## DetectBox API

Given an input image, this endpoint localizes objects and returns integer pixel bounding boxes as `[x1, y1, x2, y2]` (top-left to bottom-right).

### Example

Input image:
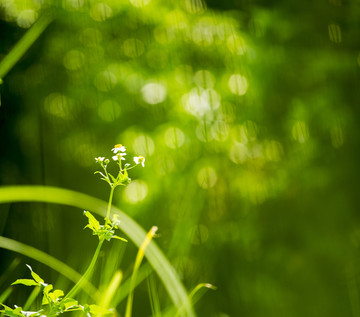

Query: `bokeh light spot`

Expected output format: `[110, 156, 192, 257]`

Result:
[63, 50, 85, 71]
[292, 121, 309, 143]
[194, 70, 215, 89]
[17, 9, 37, 28]
[133, 135, 155, 156]
[141, 82, 167, 104]
[229, 142, 248, 164]
[94, 70, 117, 92]
[123, 39, 145, 58]
[44, 93, 73, 119]
[227, 34, 246, 55]
[98, 99, 121, 122]
[182, 0, 206, 14]
[90, 3, 113, 22]
[228, 74, 248, 96]
[328, 23, 341, 43]
[124, 180, 148, 204]
[130, 0, 151, 8]
[63, 0, 85, 10]
[264, 140, 283, 162]
[164, 127, 185, 148]
[211, 121, 229, 142]
[183, 88, 220, 117]
[330, 124, 344, 148]
[197, 166, 217, 189]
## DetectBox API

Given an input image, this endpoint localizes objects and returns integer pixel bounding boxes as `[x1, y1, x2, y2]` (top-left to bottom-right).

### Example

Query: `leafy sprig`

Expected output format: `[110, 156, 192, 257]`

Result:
[83, 211, 127, 242]
[1, 266, 113, 317]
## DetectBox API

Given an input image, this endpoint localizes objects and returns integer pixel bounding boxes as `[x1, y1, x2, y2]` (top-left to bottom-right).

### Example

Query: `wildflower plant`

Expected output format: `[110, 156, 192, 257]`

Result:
[0, 144, 146, 317]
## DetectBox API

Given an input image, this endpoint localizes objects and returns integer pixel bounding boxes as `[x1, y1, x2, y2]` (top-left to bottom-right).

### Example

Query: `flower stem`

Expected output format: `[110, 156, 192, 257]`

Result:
[106, 186, 115, 220]
[63, 239, 104, 301]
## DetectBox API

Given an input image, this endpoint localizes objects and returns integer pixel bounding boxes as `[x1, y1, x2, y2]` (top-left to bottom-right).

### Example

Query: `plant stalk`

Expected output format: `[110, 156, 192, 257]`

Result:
[63, 239, 104, 302]
[106, 187, 115, 219]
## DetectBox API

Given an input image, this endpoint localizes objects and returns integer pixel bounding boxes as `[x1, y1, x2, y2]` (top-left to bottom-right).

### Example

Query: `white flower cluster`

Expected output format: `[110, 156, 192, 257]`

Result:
[94, 144, 145, 189]
[111, 144, 127, 161]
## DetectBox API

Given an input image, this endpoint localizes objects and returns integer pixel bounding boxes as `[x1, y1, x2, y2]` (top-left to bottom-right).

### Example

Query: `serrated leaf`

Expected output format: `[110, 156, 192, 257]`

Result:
[84, 211, 100, 231]
[61, 298, 78, 311]
[12, 279, 39, 287]
[52, 289, 64, 301]
[112, 235, 128, 242]
[26, 265, 44, 285]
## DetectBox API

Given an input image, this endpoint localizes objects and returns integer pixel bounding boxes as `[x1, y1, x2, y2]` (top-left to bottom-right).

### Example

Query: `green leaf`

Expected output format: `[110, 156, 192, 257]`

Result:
[42, 284, 53, 305]
[94, 171, 106, 178]
[88, 304, 113, 315]
[1, 304, 24, 317]
[11, 279, 39, 287]
[112, 235, 128, 242]
[60, 298, 78, 311]
[26, 265, 44, 285]
[84, 211, 100, 231]
[50, 289, 64, 302]
[108, 173, 116, 183]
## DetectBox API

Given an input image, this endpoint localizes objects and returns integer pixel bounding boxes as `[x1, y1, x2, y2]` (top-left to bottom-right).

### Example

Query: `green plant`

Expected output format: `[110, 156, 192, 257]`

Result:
[0, 144, 147, 317]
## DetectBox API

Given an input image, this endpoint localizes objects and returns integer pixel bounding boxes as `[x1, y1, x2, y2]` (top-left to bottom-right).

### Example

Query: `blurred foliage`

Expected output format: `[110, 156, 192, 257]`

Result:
[0, 0, 360, 316]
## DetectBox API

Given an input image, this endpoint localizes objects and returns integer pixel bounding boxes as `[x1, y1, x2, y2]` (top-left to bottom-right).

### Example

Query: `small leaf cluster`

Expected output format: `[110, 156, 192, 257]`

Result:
[84, 211, 127, 242]
[0, 265, 113, 317]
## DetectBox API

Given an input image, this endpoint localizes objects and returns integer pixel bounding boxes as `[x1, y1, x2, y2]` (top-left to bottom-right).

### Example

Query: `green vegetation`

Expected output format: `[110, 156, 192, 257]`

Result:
[0, 0, 359, 316]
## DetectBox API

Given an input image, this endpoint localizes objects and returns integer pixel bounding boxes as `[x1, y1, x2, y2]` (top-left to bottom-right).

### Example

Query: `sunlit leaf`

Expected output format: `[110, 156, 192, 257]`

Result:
[112, 235, 128, 242]
[25, 265, 44, 285]
[11, 279, 39, 287]
[84, 211, 100, 231]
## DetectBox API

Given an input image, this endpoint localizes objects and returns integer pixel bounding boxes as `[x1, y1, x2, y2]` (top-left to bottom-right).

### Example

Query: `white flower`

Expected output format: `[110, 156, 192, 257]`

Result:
[113, 155, 125, 161]
[95, 157, 105, 163]
[112, 144, 126, 154]
[134, 156, 145, 167]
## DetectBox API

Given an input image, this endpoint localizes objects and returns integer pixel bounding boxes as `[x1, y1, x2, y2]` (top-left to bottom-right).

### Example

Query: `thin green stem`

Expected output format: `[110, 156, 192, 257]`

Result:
[106, 187, 115, 219]
[63, 239, 104, 302]
[124, 164, 138, 171]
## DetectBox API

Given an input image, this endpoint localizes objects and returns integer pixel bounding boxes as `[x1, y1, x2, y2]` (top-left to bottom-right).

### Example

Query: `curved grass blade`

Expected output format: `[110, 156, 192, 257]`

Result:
[0, 186, 196, 317]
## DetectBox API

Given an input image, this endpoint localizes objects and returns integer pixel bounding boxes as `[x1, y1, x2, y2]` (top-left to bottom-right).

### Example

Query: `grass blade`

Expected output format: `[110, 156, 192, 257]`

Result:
[0, 12, 53, 80]
[125, 226, 158, 317]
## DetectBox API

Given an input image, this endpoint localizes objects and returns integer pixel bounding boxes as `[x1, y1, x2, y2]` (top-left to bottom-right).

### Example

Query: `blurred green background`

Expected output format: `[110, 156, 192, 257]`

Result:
[0, 0, 360, 316]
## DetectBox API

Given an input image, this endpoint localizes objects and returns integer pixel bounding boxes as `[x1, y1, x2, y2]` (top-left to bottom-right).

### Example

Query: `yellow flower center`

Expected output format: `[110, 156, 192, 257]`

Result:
[114, 144, 123, 148]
